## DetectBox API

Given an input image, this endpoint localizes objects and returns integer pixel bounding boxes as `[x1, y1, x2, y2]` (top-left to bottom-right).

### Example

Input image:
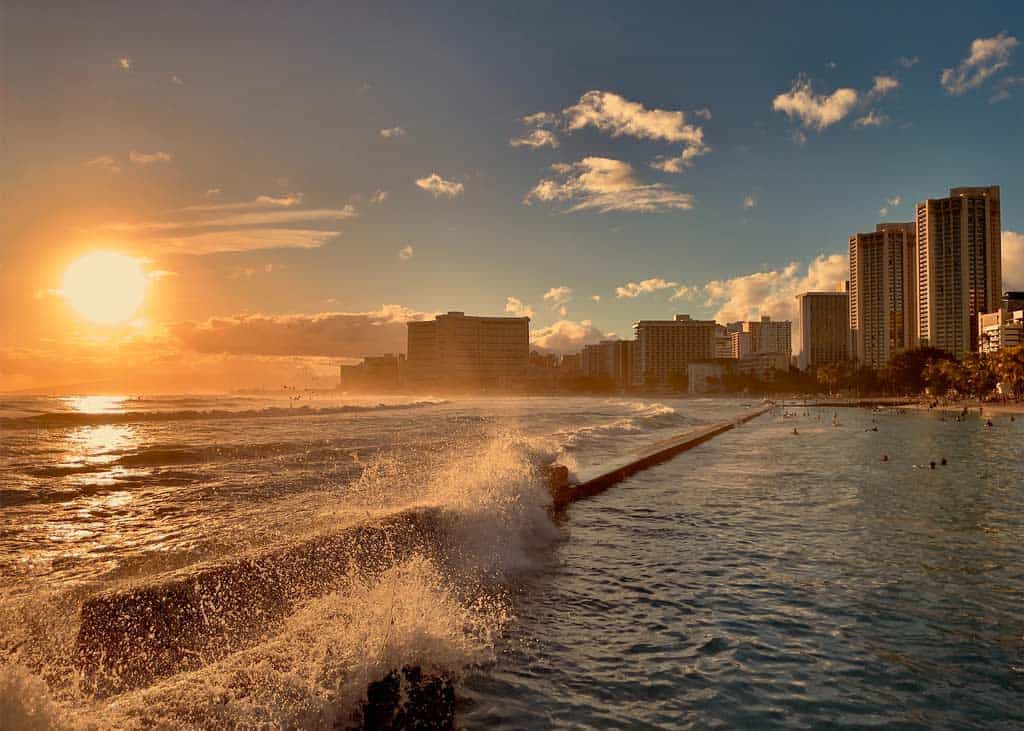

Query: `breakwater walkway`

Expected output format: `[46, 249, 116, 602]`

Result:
[550, 404, 771, 508]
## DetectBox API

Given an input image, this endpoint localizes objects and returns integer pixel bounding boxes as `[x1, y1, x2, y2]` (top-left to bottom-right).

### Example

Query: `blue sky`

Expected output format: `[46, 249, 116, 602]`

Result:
[2, 1, 1023, 388]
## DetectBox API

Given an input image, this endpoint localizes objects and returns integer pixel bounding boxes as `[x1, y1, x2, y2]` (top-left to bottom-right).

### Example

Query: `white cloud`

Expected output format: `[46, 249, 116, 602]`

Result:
[742, 194, 757, 210]
[559, 305, 568, 317]
[879, 194, 902, 217]
[897, 56, 919, 69]
[129, 150, 172, 165]
[398, 244, 414, 261]
[869, 74, 900, 99]
[526, 157, 694, 214]
[379, 126, 406, 139]
[370, 190, 388, 204]
[510, 129, 559, 149]
[854, 109, 887, 128]
[615, 277, 679, 298]
[591, 294, 601, 302]
[542, 285, 573, 307]
[171, 75, 184, 85]
[772, 75, 859, 131]
[530, 319, 607, 354]
[669, 285, 697, 301]
[504, 297, 534, 318]
[519, 91, 710, 171]
[1004, 230, 1024, 290]
[118, 57, 132, 71]
[86, 156, 121, 174]
[204, 187, 223, 199]
[415, 172, 465, 198]
[941, 32, 1018, 95]
[701, 253, 848, 352]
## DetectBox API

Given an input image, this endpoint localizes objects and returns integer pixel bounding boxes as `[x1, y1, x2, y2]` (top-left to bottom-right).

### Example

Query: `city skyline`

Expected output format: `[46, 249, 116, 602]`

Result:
[3, 2, 1024, 391]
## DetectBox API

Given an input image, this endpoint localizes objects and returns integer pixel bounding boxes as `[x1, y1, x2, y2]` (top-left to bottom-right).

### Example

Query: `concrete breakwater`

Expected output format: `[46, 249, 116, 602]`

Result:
[550, 404, 771, 508]
[76, 507, 441, 694]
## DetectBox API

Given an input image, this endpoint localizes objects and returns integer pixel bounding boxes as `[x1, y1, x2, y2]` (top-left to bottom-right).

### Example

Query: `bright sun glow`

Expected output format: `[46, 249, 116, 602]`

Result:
[62, 252, 148, 324]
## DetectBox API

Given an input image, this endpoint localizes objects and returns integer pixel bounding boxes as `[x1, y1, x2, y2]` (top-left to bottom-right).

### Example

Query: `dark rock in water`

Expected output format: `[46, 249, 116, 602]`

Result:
[355, 666, 455, 730]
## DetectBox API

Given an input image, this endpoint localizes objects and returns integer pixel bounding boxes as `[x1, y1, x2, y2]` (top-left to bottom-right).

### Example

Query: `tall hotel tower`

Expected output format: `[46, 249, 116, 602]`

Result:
[849, 223, 917, 368]
[915, 186, 1001, 357]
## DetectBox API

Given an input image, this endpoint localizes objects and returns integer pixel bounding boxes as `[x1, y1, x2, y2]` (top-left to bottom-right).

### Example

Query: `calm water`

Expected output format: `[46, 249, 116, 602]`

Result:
[1, 395, 1022, 728]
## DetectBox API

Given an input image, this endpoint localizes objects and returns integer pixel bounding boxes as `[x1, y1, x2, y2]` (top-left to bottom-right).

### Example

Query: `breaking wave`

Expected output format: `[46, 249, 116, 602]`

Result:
[0, 429, 560, 729]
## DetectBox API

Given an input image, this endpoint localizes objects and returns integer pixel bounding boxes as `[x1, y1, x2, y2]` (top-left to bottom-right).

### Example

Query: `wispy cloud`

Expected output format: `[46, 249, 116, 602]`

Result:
[398, 244, 415, 261]
[615, 277, 679, 298]
[897, 56, 919, 69]
[879, 195, 901, 217]
[591, 294, 601, 302]
[772, 75, 859, 131]
[181, 193, 305, 212]
[379, 126, 406, 138]
[742, 194, 757, 210]
[854, 109, 887, 128]
[504, 297, 534, 318]
[118, 57, 132, 70]
[370, 190, 388, 204]
[204, 187, 223, 199]
[86, 156, 121, 174]
[990, 74, 1024, 103]
[150, 229, 341, 255]
[542, 286, 573, 307]
[941, 32, 1018, 95]
[526, 157, 694, 214]
[129, 150, 172, 165]
[510, 129, 559, 149]
[415, 172, 465, 198]
[171, 74, 184, 85]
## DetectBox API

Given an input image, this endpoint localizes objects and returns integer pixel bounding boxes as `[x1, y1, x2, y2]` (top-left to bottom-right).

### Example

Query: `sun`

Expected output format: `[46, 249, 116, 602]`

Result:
[62, 251, 148, 324]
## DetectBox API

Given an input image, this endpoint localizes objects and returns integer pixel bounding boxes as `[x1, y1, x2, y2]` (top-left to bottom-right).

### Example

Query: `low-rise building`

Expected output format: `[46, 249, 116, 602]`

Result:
[687, 361, 725, 394]
[978, 309, 1023, 353]
[735, 352, 790, 381]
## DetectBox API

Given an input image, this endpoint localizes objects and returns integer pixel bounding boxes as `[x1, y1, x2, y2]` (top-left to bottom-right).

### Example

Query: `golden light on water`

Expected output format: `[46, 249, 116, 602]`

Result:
[62, 252, 148, 324]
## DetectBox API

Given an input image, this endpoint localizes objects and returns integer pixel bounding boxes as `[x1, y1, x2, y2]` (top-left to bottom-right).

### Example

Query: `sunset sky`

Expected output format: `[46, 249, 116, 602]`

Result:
[2, 1, 1024, 392]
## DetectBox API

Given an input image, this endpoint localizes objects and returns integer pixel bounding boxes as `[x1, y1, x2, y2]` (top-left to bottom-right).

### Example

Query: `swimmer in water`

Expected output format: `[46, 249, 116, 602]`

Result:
[929, 461, 936, 469]
[881, 454, 889, 462]
[985, 419, 993, 427]
[940, 458, 947, 465]
[792, 428, 799, 435]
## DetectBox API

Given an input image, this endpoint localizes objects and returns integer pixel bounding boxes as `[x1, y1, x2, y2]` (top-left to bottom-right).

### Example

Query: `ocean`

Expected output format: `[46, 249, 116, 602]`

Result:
[1, 395, 1022, 728]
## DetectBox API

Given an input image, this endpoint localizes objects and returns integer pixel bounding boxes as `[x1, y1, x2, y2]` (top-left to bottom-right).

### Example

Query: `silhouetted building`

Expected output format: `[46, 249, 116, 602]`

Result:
[915, 186, 1001, 357]
[796, 289, 850, 371]
[581, 339, 635, 387]
[339, 354, 405, 390]
[406, 311, 529, 386]
[633, 314, 717, 386]
[849, 222, 917, 368]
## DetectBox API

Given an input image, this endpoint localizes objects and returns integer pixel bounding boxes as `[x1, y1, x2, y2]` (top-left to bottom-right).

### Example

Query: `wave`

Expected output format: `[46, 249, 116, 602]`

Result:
[0, 399, 447, 430]
[556, 401, 689, 447]
[0, 429, 560, 728]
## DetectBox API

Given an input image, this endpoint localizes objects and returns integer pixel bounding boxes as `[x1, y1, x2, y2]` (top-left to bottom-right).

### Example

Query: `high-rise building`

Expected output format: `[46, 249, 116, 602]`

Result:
[915, 186, 1001, 357]
[632, 314, 717, 386]
[849, 222, 917, 368]
[581, 339, 635, 387]
[730, 330, 751, 359]
[406, 311, 529, 386]
[796, 289, 850, 371]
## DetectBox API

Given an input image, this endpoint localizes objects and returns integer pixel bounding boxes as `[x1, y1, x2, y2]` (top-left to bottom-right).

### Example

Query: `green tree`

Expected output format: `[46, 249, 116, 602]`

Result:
[994, 345, 1024, 400]
[887, 346, 953, 394]
[959, 352, 997, 402]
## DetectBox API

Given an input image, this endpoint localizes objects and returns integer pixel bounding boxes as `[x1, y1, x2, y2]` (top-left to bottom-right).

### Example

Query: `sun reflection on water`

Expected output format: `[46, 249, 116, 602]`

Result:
[64, 395, 129, 414]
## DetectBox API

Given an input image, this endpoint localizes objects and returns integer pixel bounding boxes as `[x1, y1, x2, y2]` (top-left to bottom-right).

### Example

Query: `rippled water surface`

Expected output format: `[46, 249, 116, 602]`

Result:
[465, 406, 1024, 729]
[1, 395, 1022, 728]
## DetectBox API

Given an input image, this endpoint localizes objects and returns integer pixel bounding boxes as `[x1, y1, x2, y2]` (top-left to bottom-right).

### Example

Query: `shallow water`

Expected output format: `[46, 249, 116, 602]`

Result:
[1, 397, 1021, 728]
[464, 406, 1024, 728]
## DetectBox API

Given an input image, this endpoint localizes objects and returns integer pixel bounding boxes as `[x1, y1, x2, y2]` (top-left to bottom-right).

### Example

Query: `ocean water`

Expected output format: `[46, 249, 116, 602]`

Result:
[1, 395, 1022, 728]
